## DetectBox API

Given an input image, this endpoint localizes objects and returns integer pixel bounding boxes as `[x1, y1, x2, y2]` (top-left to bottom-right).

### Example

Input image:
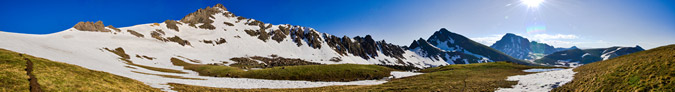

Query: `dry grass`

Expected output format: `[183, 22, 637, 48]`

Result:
[106, 25, 121, 32]
[224, 22, 234, 26]
[553, 44, 675, 92]
[131, 71, 206, 80]
[229, 56, 321, 69]
[169, 62, 550, 92]
[105, 47, 188, 74]
[0, 53, 30, 91]
[126, 30, 144, 38]
[172, 58, 394, 81]
[0, 48, 160, 91]
[103, 47, 130, 59]
[199, 23, 216, 30]
[141, 55, 155, 60]
[121, 58, 188, 74]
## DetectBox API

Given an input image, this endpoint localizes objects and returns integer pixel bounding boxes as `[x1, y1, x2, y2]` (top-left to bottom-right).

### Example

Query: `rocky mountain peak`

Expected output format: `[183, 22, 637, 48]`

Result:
[497, 33, 528, 43]
[73, 20, 114, 32]
[490, 33, 532, 60]
[504, 33, 517, 37]
[179, 4, 228, 29]
[213, 3, 227, 11]
[407, 38, 425, 49]
[635, 45, 644, 50]
[428, 28, 453, 42]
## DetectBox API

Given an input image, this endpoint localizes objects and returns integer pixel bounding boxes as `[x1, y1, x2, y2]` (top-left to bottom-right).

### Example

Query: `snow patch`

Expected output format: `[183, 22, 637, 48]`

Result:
[522, 68, 565, 72]
[389, 71, 423, 79]
[496, 68, 576, 92]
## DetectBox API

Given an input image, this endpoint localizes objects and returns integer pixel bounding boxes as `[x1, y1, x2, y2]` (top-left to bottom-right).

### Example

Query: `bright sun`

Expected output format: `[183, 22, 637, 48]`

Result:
[521, 0, 544, 8]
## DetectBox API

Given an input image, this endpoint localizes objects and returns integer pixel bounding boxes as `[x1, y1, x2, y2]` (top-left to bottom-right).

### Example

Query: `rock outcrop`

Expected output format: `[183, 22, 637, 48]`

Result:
[73, 21, 112, 32]
[180, 4, 226, 29]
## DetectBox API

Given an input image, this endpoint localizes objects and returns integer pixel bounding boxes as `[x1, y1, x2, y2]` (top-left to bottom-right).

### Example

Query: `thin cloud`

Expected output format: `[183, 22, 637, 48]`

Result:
[471, 34, 503, 46]
[533, 34, 579, 39]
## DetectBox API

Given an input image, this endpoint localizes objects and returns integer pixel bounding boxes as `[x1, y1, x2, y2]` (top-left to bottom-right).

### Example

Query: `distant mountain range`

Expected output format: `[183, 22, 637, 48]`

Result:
[553, 44, 673, 91]
[407, 29, 528, 65]
[488, 33, 644, 67]
[533, 46, 644, 67]
[489, 33, 574, 61]
[0, 3, 666, 91]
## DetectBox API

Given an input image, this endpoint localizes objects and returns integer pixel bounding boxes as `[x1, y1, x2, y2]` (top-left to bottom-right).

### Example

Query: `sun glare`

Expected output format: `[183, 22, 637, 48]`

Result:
[521, 0, 544, 8]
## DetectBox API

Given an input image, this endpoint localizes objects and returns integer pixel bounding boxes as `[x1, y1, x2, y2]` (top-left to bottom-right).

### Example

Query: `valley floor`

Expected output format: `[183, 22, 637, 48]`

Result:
[1, 46, 565, 92]
[168, 62, 557, 92]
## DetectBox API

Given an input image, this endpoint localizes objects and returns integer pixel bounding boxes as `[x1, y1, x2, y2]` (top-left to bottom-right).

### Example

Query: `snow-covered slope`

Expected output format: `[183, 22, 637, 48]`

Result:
[496, 68, 576, 92]
[0, 4, 445, 90]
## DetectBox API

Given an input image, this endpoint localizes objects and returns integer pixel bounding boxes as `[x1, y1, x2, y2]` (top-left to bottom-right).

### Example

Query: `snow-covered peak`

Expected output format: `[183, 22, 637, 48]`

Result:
[0, 3, 456, 90]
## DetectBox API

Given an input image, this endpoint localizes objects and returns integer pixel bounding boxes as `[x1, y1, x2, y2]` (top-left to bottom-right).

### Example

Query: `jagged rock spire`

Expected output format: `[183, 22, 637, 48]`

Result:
[214, 3, 227, 10]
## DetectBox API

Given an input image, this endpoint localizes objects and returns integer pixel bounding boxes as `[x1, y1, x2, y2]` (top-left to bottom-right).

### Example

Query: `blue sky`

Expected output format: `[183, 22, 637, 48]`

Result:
[0, 0, 673, 49]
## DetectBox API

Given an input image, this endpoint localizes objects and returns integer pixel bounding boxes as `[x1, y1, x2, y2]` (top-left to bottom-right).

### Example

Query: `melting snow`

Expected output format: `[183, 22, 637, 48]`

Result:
[389, 71, 423, 79]
[522, 68, 565, 72]
[496, 68, 576, 92]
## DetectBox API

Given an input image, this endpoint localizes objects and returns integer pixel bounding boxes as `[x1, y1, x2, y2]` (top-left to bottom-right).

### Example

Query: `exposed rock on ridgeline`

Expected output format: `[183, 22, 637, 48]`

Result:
[107, 25, 121, 32]
[126, 30, 144, 38]
[150, 29, 191, 46]
[180, 4, 226, 29]
[164, 20, 181, 31]
[73, 21, 112, 32]
[64, 3, 421, 66]
[323, 34, 405, 60]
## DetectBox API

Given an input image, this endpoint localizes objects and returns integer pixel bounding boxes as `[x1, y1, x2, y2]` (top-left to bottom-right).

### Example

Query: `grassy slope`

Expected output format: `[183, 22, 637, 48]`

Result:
[0, 50, 29, 91]
[0, 48, 160, 91]
[169, 62, 551, 92]
[172, 58, 395, 81]
[553, 45, 675, 91]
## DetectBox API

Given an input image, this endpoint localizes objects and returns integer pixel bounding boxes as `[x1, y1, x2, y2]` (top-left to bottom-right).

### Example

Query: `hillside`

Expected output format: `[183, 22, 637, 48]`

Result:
[0, 48, 160, 91]
[534, 46, 644, 67]
[552, 44, 675, 91]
